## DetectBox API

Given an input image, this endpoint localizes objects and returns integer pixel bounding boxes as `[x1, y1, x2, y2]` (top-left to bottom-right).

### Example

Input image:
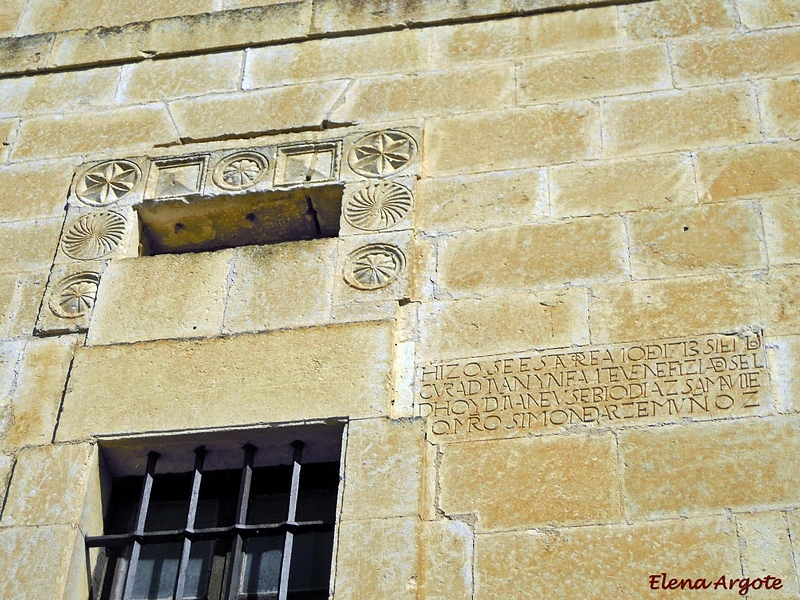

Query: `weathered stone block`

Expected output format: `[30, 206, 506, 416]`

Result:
[420, 520, 473, 600]
[673, 28, 800, 85]
[1, 442, 95, 526]
[627, 202, 767, 279]
[737, 512, 799, 599]
[340, 417, 424, 520]
[619, 416, 800, 518]
[431, 7, 619, 66]
[0, 270, 48, 339]
[738, 0, 800, 29]
[697, 142, 800, 202]
[0, 160, 75, 223]
[416, 169, 548, 233]
[603, 84, 760, 157]
[762, 195, 800, 265]
[475, 517, 740, 599]
[88, 250, 233, 345]
[12, 105, 180, 160]
[57, 321, 393, 440]
[550, 153, 697, 217]
[0, 452, 12, 506]
[334, 517, 418, 600]
[760, 76, 800, 139]
[168, 80, 347, 141]
[0, 525, 79, 599]
[437, 217, 627, 296]
[439, 433, 622, 530]
[518, 44, 672, 105]
[0, 218, 62, 274]
[0, 34, 54, 75]
[330, 63, 515, 123]
[244, 29, 429, 89]
[588, 274, 761, 343]
[0, 118, 16, 163]
[759, 266, 800, 336]
[619, 0, 737, 40]
[117, 52, 244, 104]
[0, 0, 25, 37]
[425, 103, 601, 176]
[417, 289, 588, 361]
[0, 336, 78, 451]
[766, 336, 800, 413]
[224, 239, 336, 335]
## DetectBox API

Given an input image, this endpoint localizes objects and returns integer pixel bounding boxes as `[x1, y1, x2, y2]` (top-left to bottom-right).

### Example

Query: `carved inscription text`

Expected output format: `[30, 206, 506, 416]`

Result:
[417, 333, 767, 440]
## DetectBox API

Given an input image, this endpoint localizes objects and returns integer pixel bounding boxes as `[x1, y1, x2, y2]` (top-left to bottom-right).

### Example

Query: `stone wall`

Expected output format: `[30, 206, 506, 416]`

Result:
[1, 0, 800, 598]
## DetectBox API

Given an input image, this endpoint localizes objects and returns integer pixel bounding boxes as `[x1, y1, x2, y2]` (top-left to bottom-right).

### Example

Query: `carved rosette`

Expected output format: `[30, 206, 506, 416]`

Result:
[344, 182, 413, 231]
[49, 272, 101, 319]
[213, 151, 269, 191]
[61, 211, 127, 260]
[344, 244, 406, 290]
[75, 160, 140, 206]
[348, 130, 417, 177]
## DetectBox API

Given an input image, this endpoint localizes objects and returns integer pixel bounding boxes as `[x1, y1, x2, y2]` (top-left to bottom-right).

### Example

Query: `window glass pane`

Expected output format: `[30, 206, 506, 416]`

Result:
[288, 530, 334, 593]
[295, 462, 339, 523]
[133, 542, 181, 599]
[183, 540, 215, 600]
[247, 493, 289, 525]
[241, 535, 283, 595]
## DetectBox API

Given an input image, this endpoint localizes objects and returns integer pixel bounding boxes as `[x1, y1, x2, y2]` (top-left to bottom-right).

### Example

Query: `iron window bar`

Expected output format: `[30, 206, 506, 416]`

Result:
[86, 440, 331, 600]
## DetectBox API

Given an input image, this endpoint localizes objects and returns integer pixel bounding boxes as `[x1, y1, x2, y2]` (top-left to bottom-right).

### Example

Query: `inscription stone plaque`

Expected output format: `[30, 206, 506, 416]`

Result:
[417, 333, 769, 441]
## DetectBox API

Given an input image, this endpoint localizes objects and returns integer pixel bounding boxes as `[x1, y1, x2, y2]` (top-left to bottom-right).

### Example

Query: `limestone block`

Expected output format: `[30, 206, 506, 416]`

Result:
[439, 433, 622, 530]
[475, 517, 740, 599]
[619, 0, 737, 40]
[760, 76, 800, 140]
[673, 28, 800, 86]
[330, 64, 515, 124]
[0, 34, 54, 75]
[588, 274, 761, 343]
[762, 195, 800, 265]
[437, 217, 628, 296]
[738, 0, 800, 29]
[118, 52, 244, 104]
[0, 118, 16, 163]
[425, 102, 601, 176]
[0, 453, 12, 506]
[56, 321, 393, 440]
[334, 517, 418, 600]
[759, 266, 800, 336]
[518, 44, 672, 105]
[697, 142, 800, 202]
[168, 80, 348, 141]
[766, 336, 800, 413]
[0, 336, 78, 451]
[340, 417, 424, 520]
[311, 0, 512, 33]
[224, 239, 336, 334]
[430, 7, 619, 66]
[417, 289, 589, 362]
[244, 29, 429, 89]
[550, 154, 697, 217]
[0, 274, 21, 340]
[0, 218, 62, 274]
[0, 0, 25, 36]
[1, 442, 95, 526]
[420, 520, 473, 600]
[0, 270, 48, 339]
[0, 160, 75, 223]
[12, 105, 180, 160]
[48, 3, 312, 69]
[0, 68, 119, 118]
[787, 512, 800, 572]
[416, 169, 548, 234]
[88, 250, 234, 345]
[603, 84, 760, 157]
[619, 416, 800, 519]
[0, 525, 79, 600]
[627, 202, 767, 279]
[737, 512, 799, 599]
[0, 340, 21, 400]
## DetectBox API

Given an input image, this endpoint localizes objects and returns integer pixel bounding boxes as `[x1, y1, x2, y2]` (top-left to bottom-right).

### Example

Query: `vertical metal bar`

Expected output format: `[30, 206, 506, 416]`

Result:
[174, 446, 206, 600]
[122, 451, 160, 600]
[278, 441, 304, 600]
[224, 443, 257, 600]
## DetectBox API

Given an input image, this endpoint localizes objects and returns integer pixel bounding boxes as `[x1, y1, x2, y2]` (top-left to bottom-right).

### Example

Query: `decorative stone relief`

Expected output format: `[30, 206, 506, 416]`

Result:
[275, 142, 340, 185]
[61, 211, 127, 260]
[145, 156, 208, 199]
[344, 243, 406, 290]
[344, 181, 413, 231]
[75, 160, 140, 206]
[213, 151, 269, 191]
[348, 130, 417, 177]
[48, 271, 101, 319]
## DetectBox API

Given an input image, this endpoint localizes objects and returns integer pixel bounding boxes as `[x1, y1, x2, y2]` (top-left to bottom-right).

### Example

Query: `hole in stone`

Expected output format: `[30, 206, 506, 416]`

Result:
[136, 184, 343, 256]
[683, 226, 689, 231]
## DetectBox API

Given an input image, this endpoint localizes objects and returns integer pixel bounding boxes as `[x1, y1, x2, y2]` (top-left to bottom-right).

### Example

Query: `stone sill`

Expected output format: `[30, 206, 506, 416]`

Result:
[0, 0, 649, 78]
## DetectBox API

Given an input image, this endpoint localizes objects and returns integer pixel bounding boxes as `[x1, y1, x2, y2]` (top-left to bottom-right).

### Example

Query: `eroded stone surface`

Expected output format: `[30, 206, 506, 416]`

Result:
[0, 161, 76, 223]
[0, 525, 77, 599]
[761, 76, 800, 140]
[766, 335, 800, 413]
[759, 266, 800, 336]
[619, 0, 737, 40]
[420, 520, 473, 600]
[0, 218, 62, 274]
[737, 512, 799, 599]
[738, 0, 800, 29]
[762, 195, 800, 265]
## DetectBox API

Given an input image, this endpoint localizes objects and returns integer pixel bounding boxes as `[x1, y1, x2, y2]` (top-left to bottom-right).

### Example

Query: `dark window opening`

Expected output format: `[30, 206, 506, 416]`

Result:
[136, 185, 343, 256]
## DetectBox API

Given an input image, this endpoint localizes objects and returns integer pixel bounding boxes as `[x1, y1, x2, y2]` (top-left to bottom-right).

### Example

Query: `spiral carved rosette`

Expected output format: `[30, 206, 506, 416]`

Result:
[61, 211, 127, 260]
[344, 244, 406, 290]
[49, 272, 101, 319]
[75, 160, 140, 206]
[344, 182, 413, 231]
[348, 130, 417, 178]
[213, 151, 269, 191]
